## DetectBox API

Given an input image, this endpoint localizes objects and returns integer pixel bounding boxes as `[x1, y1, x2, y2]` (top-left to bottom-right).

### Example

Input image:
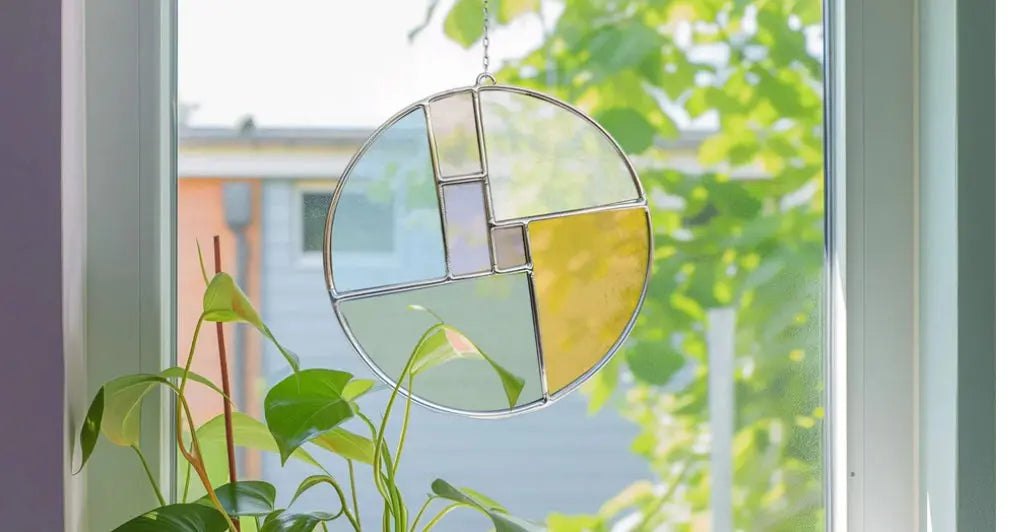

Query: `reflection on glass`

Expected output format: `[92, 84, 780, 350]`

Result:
[329, 108, 445, 293]
[442, 182, 491, 276]
[528, 207, 649, 394]
[340, 273, 542, 411]
[492, 226, 528, 270]
[429, 92, 482, 178]
[480, 89, 639, 221]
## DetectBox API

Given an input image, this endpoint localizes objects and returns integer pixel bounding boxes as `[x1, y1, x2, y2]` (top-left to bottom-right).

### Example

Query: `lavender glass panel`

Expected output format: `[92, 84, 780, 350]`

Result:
[443, 182, 491, 275]
[492, 225, 527, 270]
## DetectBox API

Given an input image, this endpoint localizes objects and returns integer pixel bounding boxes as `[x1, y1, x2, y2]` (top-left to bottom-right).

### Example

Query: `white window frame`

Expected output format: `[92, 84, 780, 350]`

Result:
[63, 0, 995, 530]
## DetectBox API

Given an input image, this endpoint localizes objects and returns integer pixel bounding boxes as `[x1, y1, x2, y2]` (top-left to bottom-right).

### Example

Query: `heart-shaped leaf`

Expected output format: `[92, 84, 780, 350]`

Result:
[265, 369, 355, 464]
[100, 374, 173, 446]
[111, 503, 228, 532]
[203, 272, 299, 373]
[181, 413, 323, 501]
[260, 510, 340, 532]
[200, 481, 276, 517]
[188, 413, 322, 500]
[311, 427, 374, 464]
[431, 479, 545, 532]
[410, 324, 525, 408]
[77, 369, 232, 473]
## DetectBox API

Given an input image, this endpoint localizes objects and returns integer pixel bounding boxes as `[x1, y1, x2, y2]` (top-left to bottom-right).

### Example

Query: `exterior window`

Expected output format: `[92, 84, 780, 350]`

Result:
[300, 190, 394, 254]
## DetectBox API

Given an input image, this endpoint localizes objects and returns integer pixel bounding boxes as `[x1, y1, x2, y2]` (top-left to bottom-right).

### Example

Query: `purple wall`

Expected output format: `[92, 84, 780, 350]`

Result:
[0, 0, 65, 529]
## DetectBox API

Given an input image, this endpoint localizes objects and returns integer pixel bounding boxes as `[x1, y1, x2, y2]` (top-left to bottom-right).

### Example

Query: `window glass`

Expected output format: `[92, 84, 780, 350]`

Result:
[178, 0, 826, 529]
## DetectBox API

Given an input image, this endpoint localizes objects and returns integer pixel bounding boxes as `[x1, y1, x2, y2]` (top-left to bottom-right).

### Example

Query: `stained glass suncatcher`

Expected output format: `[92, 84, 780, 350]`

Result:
[324, 84, 652, 417]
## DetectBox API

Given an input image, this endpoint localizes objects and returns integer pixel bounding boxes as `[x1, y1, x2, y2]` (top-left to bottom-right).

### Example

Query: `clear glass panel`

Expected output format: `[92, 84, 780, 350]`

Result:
[179, 0, 826, 529]
[429, 92, 483, 178]
[329, 108, 445, 293]
[527, 208, 650, 393]
[491, 225, 528, 270]
[480, 88, 640, 221]
[340, 273, 542, 411]
[442, 182, 491, 276]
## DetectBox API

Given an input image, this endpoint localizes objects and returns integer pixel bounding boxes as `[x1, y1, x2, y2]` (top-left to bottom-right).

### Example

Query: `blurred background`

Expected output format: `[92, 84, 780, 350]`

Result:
[176, 0, 825, 530]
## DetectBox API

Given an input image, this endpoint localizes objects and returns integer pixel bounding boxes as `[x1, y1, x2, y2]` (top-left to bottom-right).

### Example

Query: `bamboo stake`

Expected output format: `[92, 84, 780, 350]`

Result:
[213, 235, 240, 531]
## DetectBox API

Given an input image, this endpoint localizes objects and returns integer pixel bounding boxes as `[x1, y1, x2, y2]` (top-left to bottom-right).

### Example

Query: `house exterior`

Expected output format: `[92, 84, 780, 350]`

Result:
[177, 121, 710, 527]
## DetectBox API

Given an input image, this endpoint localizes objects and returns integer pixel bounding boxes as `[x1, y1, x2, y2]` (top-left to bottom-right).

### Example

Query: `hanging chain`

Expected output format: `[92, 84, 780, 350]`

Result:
[476, 0, 497, 85]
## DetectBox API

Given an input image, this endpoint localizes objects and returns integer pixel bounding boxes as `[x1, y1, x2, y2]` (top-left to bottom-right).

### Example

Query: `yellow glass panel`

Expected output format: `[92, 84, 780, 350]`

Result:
[528, 207, 649, 394]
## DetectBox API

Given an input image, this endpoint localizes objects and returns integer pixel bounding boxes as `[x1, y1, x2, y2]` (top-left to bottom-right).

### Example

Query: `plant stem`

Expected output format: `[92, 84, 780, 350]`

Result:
[392, 375, 414, 476]
[212, 236, 241, 532]
[181, 451, 192, 501]
[408, 498, 436, 532]
[420, 503, 463, 532]
[174, 315, 238, 532]
[347, 459, 360, 526]
[130, 444, 166, 506]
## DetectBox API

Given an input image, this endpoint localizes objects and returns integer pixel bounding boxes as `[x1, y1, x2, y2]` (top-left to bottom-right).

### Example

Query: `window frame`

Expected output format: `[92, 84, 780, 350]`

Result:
[66, 0, 996, 529]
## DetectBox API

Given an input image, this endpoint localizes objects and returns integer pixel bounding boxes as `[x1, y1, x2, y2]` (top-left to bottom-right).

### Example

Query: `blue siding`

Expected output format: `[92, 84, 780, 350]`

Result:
[260, 180, 648, 529]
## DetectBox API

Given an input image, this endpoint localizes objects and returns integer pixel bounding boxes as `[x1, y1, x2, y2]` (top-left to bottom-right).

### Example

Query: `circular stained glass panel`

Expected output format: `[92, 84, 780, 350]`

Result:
[324, 85, 652, 417]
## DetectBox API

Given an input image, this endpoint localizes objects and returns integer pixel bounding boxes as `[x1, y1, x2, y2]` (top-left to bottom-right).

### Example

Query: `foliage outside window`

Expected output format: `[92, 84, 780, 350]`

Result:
[432, 0, 825, 529]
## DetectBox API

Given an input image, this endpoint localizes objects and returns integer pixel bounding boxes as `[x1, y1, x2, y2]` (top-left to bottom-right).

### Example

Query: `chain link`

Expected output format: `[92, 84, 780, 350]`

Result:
[475, 0, 496, 85]
[482, 0, 491, 75]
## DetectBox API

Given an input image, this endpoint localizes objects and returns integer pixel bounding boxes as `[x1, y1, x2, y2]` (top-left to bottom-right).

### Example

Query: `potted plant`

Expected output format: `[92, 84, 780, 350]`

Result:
[75, 242, 540, 532]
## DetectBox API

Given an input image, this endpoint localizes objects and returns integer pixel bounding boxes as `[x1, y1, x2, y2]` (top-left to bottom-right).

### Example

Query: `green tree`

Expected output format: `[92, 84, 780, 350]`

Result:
[428, 0, 825, 529]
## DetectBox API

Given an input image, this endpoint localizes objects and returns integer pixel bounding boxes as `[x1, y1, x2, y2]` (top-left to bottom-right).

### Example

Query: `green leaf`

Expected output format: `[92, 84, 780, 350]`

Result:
[182, 413, 323, 501]
[443, 0, 484, 47]
[431, 479, 545, 532]
[75, 386, 104, 473]
[264, 369, 355, 464]
[586, 356, 620, 415]
[111, 503, 228, 532]
[198, 413, 323, 469]
[100, 374, 173, 446]
[203, 272, 262, 326]
[498, 0, 540, 23]
[594, 108, 656, 154]
[160, 367, 230, 402]
[545, 514, 605, 532]
[200, 481, 276, 517]
[626, 343, 684, 386]
[311, 427, 375, 464]
[410, 324, 525, 408]
[260, 511, 340, 532]
[341, 378, 375, 401]
[203, 272, 299, 373]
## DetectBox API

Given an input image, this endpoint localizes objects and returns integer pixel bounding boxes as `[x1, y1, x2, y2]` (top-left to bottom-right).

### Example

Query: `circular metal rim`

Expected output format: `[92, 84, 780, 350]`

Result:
[323, 83, 654, 419]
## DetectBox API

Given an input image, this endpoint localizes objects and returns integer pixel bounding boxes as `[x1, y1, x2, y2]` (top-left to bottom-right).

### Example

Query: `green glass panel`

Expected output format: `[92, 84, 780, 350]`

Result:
[340, 273, 542, 411]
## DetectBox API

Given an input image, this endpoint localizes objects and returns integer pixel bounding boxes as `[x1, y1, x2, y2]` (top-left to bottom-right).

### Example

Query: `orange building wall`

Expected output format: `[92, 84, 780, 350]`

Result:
[177, 178, 263, 475]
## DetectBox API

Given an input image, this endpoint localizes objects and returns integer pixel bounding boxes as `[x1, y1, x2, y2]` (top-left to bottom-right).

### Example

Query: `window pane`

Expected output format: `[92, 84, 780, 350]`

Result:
[178, 1, 826, 530]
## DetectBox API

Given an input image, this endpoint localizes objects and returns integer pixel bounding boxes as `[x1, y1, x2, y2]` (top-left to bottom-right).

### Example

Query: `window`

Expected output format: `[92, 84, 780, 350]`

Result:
[73, 0, 998, 529]
[174, 1, 829, 529]
[299, 189, 395, 254]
